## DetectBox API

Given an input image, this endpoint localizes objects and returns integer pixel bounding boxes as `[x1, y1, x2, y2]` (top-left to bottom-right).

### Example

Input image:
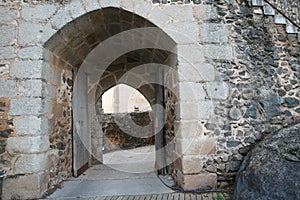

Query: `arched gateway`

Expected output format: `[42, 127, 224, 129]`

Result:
[1, 0, 234, 199]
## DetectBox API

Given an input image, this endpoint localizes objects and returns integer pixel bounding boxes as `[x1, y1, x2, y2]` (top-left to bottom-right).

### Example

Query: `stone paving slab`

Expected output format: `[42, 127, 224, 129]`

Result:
[46, 192, 230, 200]
[69, 164, 157, 181]
[47, 147, 230, 200]
[47, 178, 174, 199]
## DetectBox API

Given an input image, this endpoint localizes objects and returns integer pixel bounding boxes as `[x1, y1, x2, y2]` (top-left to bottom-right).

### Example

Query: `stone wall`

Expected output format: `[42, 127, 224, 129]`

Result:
[102, 112, 154, 153]
[164, 87, 177, 175]
[48, 57, 73, 191]
[147, 0, 299, 190]
[0, 2, 55, 198]
[155, 0, 300, 189]
[208, 0, 300, 188]
[0, 98, 13, 172]
[0, 4, 18, 182]
[163, 58, 178, 176]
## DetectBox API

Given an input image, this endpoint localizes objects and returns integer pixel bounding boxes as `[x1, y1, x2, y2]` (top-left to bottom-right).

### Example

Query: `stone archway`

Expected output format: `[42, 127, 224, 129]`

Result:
[1, 1, 234, 199]
[44, 4, 179, 192]
[91, 48, 177, 171]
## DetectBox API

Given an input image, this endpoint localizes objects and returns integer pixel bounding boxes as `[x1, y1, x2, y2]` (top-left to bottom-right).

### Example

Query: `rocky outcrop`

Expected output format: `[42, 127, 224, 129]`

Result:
[234, 124, 300, 200]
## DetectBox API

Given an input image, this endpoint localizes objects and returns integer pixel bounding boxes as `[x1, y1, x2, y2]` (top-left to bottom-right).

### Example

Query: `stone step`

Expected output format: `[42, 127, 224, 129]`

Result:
[252, 0, 264, 7]
[274, 15, 286, 25]
[251, 1, 299, 42]
[253, 8, 263, 15]
[286, 24, 298, 34]
[263, 4, 275, 16]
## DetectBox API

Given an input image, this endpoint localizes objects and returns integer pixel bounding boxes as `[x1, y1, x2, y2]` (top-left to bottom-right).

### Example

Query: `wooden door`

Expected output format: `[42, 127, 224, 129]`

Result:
[73, 71, 89, 177]
[155, 68, 167, 174]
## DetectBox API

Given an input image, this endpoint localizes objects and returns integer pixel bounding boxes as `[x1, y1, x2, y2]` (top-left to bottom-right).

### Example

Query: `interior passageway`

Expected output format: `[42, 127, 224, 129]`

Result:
[48, 146, 174, 198]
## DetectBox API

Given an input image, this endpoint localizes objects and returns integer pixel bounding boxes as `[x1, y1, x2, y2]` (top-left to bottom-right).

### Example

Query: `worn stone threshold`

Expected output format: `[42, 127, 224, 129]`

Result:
[45, 192, 230, 200]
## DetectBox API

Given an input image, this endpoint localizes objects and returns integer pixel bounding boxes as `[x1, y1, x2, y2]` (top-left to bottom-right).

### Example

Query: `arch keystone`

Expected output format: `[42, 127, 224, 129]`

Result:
[99, 0, 121, 9]
[148, 5, 171, 28]
[66, 0, 86, 19]
[81, 0, 101, 12]
[120, 0, 136, 13]
[134, 1, 153, 19]
[50, 8, 72, 30]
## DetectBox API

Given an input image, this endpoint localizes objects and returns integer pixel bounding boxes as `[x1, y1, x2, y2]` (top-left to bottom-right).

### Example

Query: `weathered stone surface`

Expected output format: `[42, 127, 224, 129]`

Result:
[14, 153, 49, 174]
[205, 82, 229, 100]
[120, 0, 136, 13]
[263, 5, 275, 15]
[100, 0, 121, 8]
[283, 97, 299, 108]
[66, 0, 85, 19]
[286, 24, 298, 34]
[81, 0, 101, 12]
[182, 155, 203, 174]
[161, 5, 193, 22]
[175, 120, 203, 138]
[41, 22, 57, 44]
[0, 46, 16, 59]
[252, 0, 264, 6]
[244, 104, 257, 119]
[181, 172, 217, 190]
[10, 60, 44, 78]
[193, 5, 218, 21]
[203, 44, 233, 60]
[178, 44, 204, 63]
[15, 116, 52, 135]
[46, 63, 61, 85]
[18, 46, 43, 59]
[0, 25, 15, 46]
[242, 89, 254, 100]
[176, 101, 200, 120]
[229, 108, 242, 120]
[19, 79, 47, 97]
[177, 99, 214, 120]
[164, 21, 198, 44]
[0, 80, 17, 97]
[21, 4, 57, 22]
[0, 7, 17, 24]
[274, 15, 286, 25]
[235, 124, 300, 200]
[178, 63, 215, 82]
[227, 140, 242, 148]
[47, 149, 59, 169]
[133, 0, 153, 19]
[226, 160, 242, 172]
[198, 100, 214, 119]
[9, 98, 51, 116]
[7, 135, 49, 155]
[50, 8, 73, 30]
[199, 23, 228, 43]
[177, 137, 216, 155]
[259, 94, 281, 119]
[19, 22, 44, 46]
[178, 82, 206, 102]
[2, 172, 49, 200]
[147, 5, 169, 27]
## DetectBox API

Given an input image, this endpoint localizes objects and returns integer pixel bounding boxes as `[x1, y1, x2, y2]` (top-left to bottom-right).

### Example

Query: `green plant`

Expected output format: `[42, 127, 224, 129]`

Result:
[212, 192, 226, 200]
